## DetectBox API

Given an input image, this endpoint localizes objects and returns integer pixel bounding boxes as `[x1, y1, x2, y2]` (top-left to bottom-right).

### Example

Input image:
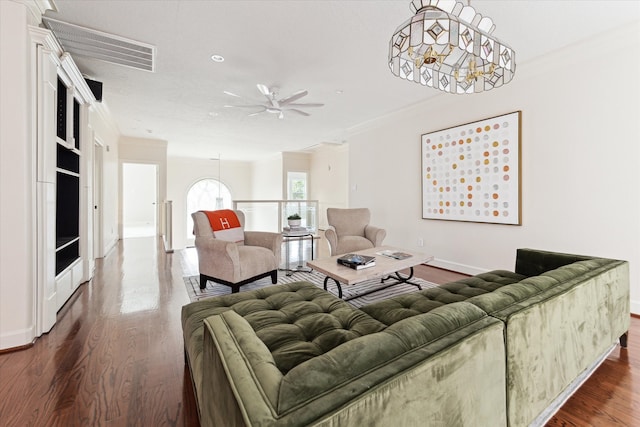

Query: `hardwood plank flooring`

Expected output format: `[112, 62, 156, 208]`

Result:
[0, 238, 199, 426]
[0, 237, 636, 426]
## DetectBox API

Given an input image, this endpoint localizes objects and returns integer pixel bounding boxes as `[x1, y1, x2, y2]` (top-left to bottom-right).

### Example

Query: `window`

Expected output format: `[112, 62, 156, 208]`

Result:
[186, 178, 232, 238]
[287, 172, 307, 200]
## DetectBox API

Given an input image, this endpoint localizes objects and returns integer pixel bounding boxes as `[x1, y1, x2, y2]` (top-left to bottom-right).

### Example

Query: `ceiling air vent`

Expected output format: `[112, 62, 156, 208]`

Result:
[42, 17, 155, 72]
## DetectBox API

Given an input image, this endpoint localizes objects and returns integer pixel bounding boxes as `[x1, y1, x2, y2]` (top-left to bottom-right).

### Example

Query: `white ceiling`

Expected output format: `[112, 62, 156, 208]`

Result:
[45, 1, 640, 161]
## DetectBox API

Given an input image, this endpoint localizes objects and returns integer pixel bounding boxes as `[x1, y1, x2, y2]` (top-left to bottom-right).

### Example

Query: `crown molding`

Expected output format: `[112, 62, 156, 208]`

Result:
[16, 0, 57, 24]
[29, 25, 96, 104]
[28, 25, 62, 54]
[89, 102, 122, 139]
[59, 53, 95, 104]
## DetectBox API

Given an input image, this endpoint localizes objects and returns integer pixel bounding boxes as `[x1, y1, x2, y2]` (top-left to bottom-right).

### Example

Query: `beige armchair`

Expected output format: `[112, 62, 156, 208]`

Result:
[324, 208, 386, 256]
[191, 210, 282, 293]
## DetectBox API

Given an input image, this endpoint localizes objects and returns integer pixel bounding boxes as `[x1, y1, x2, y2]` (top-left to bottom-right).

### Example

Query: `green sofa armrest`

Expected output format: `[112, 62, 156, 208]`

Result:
[474, 252, 630, 427]
[202, 310, 283, 427]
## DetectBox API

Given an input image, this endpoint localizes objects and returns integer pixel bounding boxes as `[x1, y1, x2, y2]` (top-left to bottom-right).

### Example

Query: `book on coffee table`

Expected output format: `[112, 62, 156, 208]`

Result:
[377, 250, 412, 260]
[337, 253, 376, 269]
[337, 260, 376, 270]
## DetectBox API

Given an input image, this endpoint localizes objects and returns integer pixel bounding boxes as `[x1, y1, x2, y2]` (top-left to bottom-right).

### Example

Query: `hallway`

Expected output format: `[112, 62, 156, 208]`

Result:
[0, 237, 199, 426]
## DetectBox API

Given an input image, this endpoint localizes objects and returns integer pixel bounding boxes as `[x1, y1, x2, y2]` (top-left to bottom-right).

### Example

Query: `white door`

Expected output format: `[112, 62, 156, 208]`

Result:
[122, 163, 157, 238]
[93, 142, 104, 257]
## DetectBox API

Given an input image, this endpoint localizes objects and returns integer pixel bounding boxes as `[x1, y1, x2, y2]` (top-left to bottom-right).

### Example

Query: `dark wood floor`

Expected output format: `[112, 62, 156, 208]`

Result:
[0, 237, 636, 426]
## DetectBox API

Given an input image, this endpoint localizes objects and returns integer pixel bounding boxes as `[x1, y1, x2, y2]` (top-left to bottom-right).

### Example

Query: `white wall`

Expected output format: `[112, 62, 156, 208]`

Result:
[88, 106, 120, 256]
[252, 154, 283, 199]
[349, 22, 640, 312]
[168, 156, 253, 249]
[309, 143, 349, 229]
[0, 1, 36, 349]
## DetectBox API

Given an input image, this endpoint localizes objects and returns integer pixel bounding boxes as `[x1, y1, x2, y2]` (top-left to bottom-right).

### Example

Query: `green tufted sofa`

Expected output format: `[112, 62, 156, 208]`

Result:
[182, 249, 629, 427]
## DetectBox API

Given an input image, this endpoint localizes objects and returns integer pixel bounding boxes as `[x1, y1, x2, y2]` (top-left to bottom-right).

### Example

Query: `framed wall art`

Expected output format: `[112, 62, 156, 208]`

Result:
[422, 111, 521, 225]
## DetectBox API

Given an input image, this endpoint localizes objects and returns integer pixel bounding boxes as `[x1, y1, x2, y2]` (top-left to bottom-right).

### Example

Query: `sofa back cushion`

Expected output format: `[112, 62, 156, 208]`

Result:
[469, 258, 619, 319]
[514, 248, 594, 277]
[361, 270, 525, 325]
[327, 207, 370, 237]
[278, 302, 497, 413]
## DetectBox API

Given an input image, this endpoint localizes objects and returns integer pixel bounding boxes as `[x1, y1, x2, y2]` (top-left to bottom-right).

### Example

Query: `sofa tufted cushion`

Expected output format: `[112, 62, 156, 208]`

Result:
[361, 270, 526, 325]
[277, 302, 501, 413]
[182, 281, 386, 379]
[470, 258, 621, 319]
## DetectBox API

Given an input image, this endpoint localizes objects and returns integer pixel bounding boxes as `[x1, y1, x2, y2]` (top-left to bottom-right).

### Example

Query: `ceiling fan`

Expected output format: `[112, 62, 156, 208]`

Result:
[224, 84, 323, 119]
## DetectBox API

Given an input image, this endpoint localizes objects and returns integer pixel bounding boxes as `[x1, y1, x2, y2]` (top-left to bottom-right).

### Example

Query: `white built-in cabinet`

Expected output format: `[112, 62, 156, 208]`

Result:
[30, 27, 95, 334]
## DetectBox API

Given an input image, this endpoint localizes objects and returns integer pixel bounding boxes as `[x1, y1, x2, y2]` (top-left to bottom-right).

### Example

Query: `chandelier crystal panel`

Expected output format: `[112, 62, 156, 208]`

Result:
[389, 0, 516, 94]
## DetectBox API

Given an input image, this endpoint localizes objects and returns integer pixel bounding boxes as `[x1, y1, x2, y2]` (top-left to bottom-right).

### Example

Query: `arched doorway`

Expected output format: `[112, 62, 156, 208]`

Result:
[186, 178, 232, 238]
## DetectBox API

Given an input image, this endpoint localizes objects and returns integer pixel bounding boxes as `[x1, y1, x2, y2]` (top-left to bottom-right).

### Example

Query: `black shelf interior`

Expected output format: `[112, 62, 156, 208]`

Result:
[57, 77, 67, 141]
[57, 144, 80, 173]
[56, 240, 79, 276]
[56, 171, 79, 274]
[54, 76, 81, 276]
[73, 98, 80, 149]
[56, 236, 78, 248]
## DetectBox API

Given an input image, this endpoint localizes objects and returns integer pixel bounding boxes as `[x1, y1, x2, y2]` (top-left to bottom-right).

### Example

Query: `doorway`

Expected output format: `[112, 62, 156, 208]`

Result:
[122, 163, 158, 238]
[93, 141, 104, 258]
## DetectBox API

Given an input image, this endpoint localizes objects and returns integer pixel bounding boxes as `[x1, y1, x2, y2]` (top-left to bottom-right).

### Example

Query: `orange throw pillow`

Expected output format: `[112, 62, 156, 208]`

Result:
[201, 209, 244, 244]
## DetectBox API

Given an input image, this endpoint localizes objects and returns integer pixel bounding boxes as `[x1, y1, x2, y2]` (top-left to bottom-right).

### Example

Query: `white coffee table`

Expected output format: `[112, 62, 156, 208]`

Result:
[306, 246, 434, 300]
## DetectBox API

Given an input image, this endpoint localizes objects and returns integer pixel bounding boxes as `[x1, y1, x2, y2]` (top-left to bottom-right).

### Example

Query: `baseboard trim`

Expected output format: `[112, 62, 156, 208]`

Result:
[0, 325, 35, 351]
[630, 300, 640, 316]
[429, 258, 488, 276]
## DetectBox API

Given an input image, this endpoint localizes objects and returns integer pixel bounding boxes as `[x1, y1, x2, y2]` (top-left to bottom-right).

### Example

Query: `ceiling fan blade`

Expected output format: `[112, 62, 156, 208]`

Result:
[287, 109, 310, 116]
[257, 83, 279, 107]
[256, 83, 270, 96]
[247, 108, 267, 117]
[284, 102, 324, 108]
[224, 104, 265, 109]
[278, 90, 308, 106]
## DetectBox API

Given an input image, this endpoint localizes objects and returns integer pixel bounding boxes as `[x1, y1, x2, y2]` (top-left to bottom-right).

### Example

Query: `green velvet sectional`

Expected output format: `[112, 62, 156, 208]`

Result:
[181, 249, 629, 427]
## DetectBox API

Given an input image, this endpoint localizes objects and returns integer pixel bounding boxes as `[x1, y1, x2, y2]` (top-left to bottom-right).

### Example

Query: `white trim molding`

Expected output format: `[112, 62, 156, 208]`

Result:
[16, 0, 57, 23]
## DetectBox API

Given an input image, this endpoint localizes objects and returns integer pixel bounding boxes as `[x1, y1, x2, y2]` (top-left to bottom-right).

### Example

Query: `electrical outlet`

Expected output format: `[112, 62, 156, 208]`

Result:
[417, 237, 424, 247]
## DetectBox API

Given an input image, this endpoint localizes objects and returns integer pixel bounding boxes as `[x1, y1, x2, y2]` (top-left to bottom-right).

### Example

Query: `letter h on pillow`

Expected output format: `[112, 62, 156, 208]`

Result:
[202, 209, 244, 245]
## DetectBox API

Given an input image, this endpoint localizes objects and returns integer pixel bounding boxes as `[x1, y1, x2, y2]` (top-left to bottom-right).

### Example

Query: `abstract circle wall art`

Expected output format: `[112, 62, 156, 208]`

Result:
[422, 111, 521, 225]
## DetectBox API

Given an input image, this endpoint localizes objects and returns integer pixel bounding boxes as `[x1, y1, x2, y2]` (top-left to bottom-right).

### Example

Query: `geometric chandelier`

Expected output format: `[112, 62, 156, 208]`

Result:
[389, 0, 516, 94]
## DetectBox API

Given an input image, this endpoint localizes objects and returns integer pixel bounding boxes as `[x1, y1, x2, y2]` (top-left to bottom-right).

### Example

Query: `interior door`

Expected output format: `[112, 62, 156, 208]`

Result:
[93, 141, 104, 258]
[122, 163, 157, 238]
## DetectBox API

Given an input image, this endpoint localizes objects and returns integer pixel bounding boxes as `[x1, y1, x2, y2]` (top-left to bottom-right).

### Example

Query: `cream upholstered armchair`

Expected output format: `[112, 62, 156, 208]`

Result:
[324, 208, 386, 256]
[191, 210, 282, 293]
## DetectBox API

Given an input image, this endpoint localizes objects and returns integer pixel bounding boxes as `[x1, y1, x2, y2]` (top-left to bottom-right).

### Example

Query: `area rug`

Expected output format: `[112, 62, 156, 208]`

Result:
[183, 270, 439, 308]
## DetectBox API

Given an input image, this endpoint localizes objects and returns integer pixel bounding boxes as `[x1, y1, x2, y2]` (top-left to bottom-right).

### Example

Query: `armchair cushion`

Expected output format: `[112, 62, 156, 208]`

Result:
[325, 208, 386, 256]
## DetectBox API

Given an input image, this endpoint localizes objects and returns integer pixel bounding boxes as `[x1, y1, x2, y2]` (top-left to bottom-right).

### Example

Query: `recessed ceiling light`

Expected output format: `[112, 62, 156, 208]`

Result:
[211, 54, 225, 62]
[336, 90, 344, 94]
[208, 112, 219, 117]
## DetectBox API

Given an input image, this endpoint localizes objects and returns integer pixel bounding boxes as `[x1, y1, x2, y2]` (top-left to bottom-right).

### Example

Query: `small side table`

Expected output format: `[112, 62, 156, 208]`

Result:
[282, 232, 316, 276]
